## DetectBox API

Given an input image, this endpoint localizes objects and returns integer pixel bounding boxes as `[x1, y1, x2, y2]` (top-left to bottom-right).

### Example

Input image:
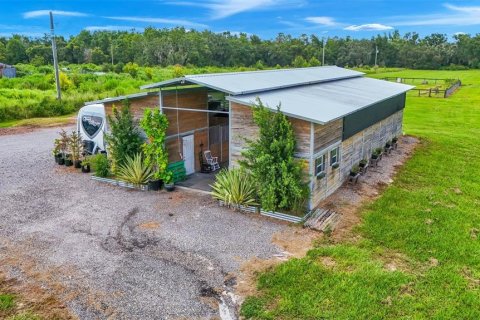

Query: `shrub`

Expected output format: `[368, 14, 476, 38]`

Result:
[211, 168, 258, 209]
[116, 153, 153, 185]
[139, 108, 169, 180]
[104, 99, 143, 173]
[88, 154, 110, 177]
[240, 99, 309, 213]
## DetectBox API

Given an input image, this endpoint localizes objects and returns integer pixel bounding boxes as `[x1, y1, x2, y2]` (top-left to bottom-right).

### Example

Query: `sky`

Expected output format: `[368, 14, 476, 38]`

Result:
[2, 0, 480, 39]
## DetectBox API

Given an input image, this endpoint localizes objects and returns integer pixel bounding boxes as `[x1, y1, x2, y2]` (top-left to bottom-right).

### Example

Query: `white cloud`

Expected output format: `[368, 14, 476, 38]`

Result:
[391, 3, 480, 26]
[165, 0, 304, 19]
[85, 26, 143, 32]
[104, 16, 207, 28]
[344, 23, 393, 31]
[23, 10, 88, 19]
[305, 16, 337, 26]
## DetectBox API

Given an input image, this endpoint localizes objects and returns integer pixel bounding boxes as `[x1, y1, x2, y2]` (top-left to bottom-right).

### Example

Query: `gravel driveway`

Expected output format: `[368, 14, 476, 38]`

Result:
[0, 127, 289, 319]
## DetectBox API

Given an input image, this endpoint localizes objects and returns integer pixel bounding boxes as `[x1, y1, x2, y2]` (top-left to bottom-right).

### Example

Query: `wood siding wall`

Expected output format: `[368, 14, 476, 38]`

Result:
[104, 94, 159, 123]
[163, 90, 208, 136]
[310, 110, 403, 208]
[313, 119, 343, 153]
[229, 102, 311, 167]
[103, 90, 216, 173]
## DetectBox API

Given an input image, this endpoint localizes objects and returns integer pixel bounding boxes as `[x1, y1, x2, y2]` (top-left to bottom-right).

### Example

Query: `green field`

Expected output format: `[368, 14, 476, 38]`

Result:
[241, 70, 480, 319]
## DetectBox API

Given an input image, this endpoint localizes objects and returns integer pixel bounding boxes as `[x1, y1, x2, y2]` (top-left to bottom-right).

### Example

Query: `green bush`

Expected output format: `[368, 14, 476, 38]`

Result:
[116, 153, 153, 185]
[104, 100, 143, 173]
[211, 168, 258, 208]
[87, 154, 110, 177]
[239, 99, 309, 213]
[140, 108, 169, 180]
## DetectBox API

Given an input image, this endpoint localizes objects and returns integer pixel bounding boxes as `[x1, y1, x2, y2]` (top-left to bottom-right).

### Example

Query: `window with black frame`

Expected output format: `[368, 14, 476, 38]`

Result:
[330, 147, 340, 167]
[315, 154, 326, 178]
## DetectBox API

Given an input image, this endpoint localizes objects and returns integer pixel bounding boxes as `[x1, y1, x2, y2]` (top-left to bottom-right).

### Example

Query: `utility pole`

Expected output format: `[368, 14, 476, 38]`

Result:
[322, 38, 326, 66]
[50, 11, 61, 100]
[374, 45, 379, 67]
[111, 37, 114, 66]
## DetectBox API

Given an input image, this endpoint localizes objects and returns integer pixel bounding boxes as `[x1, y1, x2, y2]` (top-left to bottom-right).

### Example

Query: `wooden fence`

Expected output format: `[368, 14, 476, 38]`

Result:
[382, 77, 461, 98]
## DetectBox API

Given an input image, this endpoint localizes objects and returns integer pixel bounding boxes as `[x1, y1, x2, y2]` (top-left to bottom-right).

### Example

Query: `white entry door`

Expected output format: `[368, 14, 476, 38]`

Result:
[182, 135, 195, 175]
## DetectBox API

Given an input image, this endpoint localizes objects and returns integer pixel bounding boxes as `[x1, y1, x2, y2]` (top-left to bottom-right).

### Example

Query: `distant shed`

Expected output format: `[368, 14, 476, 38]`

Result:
[0, 63, 16, 78]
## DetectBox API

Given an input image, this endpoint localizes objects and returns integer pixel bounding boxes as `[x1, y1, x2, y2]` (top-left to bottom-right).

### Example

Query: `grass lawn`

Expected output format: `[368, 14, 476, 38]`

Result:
[0, 114, 75, 128]
[241, 70, 480, 319]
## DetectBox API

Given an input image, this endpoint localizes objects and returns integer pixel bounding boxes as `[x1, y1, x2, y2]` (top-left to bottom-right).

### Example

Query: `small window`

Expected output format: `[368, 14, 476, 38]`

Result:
[315, 154, 326, 176]
[330, 147, 340, 166]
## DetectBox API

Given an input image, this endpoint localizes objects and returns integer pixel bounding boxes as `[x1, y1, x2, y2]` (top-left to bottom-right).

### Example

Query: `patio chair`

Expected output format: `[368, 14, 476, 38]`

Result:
[204, 150, 220, 171]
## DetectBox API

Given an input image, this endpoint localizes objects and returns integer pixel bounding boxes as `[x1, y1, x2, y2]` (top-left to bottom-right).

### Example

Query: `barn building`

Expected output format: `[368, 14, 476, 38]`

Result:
[87, 66, 413, 209]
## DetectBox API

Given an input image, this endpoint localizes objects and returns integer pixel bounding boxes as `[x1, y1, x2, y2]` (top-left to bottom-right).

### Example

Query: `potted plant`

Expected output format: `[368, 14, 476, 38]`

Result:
[372, 147, 383, 160]
[350, 165, 360, 177]
[164, 171, 175, 191]
[81, 157, 91, 173]
[359, 159, 368, 168]
[392, 136, 398, 144]
[64, 154, 73, 166]
[148, 178, 163, 191]
[385, 140, 392, 148]
[56, 129, 70, 165]
[52, 138, 63, 164]
[69, 130, 83, 169]
[140, 109, 169, 192]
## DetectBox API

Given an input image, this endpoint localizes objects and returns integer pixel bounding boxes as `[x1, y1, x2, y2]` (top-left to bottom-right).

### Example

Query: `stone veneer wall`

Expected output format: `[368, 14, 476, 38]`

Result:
[310, 110, 403, 208]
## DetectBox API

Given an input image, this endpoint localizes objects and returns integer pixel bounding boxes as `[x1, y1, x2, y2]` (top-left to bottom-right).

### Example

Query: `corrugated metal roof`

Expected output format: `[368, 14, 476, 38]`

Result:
[141, 66, 364, 94]
[85, 91, 158, 105]
[227, 77, 414, 124]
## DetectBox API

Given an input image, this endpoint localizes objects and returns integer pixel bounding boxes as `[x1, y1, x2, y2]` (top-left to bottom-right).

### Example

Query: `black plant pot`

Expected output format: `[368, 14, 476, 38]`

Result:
[371, 154, 379, 160]
[74, 160, 82, 169]
[58, 157, 65, 165]
[54, 154, 62, 164]
[65, 159, 73, 167]
[148, 179, 163, 191]
[165, 183, 175, 192]
[359, 162, 367, 168]
[81, 164, 91, 173]
[350, 171, 359, 177]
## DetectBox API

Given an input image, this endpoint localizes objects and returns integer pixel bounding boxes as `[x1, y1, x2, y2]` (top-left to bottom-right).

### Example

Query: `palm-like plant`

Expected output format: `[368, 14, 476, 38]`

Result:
[211, 168, 258, 209]
[116, 153, 153, 185]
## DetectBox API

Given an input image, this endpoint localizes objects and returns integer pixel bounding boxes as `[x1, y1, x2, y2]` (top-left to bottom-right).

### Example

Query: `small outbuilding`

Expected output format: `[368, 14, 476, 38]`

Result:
[0, 63, 16, 78]
[87, 66, 413, 209]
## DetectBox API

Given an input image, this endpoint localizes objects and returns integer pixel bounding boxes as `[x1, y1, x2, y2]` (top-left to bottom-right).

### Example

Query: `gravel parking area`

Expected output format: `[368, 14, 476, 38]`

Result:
[0, 127, 291, 319]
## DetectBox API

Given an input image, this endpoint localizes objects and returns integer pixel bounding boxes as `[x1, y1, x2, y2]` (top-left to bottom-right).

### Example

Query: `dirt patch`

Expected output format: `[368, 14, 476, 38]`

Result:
[318, 135, 420, 241]
[137, 221, 161, 230]
[0, 272, 75, 319]
[235, 227, 320, 299]
[271, 227, 320, 258]
[0, 118, 75, 136]
[0, 238, 117, 319]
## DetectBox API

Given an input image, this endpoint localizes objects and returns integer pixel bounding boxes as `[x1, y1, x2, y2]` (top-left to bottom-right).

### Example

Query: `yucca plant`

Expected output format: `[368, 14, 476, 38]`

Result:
[211, 168, 258, 209]
[116, 153, 153, 185]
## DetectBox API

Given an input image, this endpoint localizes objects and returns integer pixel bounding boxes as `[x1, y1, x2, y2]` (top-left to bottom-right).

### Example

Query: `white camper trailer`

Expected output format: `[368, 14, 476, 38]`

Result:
[77, 104, 107, 154]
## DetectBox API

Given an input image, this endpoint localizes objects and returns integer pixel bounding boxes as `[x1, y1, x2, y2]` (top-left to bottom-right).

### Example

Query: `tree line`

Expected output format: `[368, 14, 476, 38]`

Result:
[1, 27, 479, 70]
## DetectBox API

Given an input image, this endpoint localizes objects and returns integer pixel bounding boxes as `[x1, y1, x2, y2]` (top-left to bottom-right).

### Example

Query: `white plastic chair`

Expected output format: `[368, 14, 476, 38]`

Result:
[204, 150, 220, 171]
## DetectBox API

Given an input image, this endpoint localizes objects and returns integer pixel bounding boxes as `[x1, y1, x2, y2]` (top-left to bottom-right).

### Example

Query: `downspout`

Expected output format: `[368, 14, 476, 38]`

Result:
[308, 122, 314, 211]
